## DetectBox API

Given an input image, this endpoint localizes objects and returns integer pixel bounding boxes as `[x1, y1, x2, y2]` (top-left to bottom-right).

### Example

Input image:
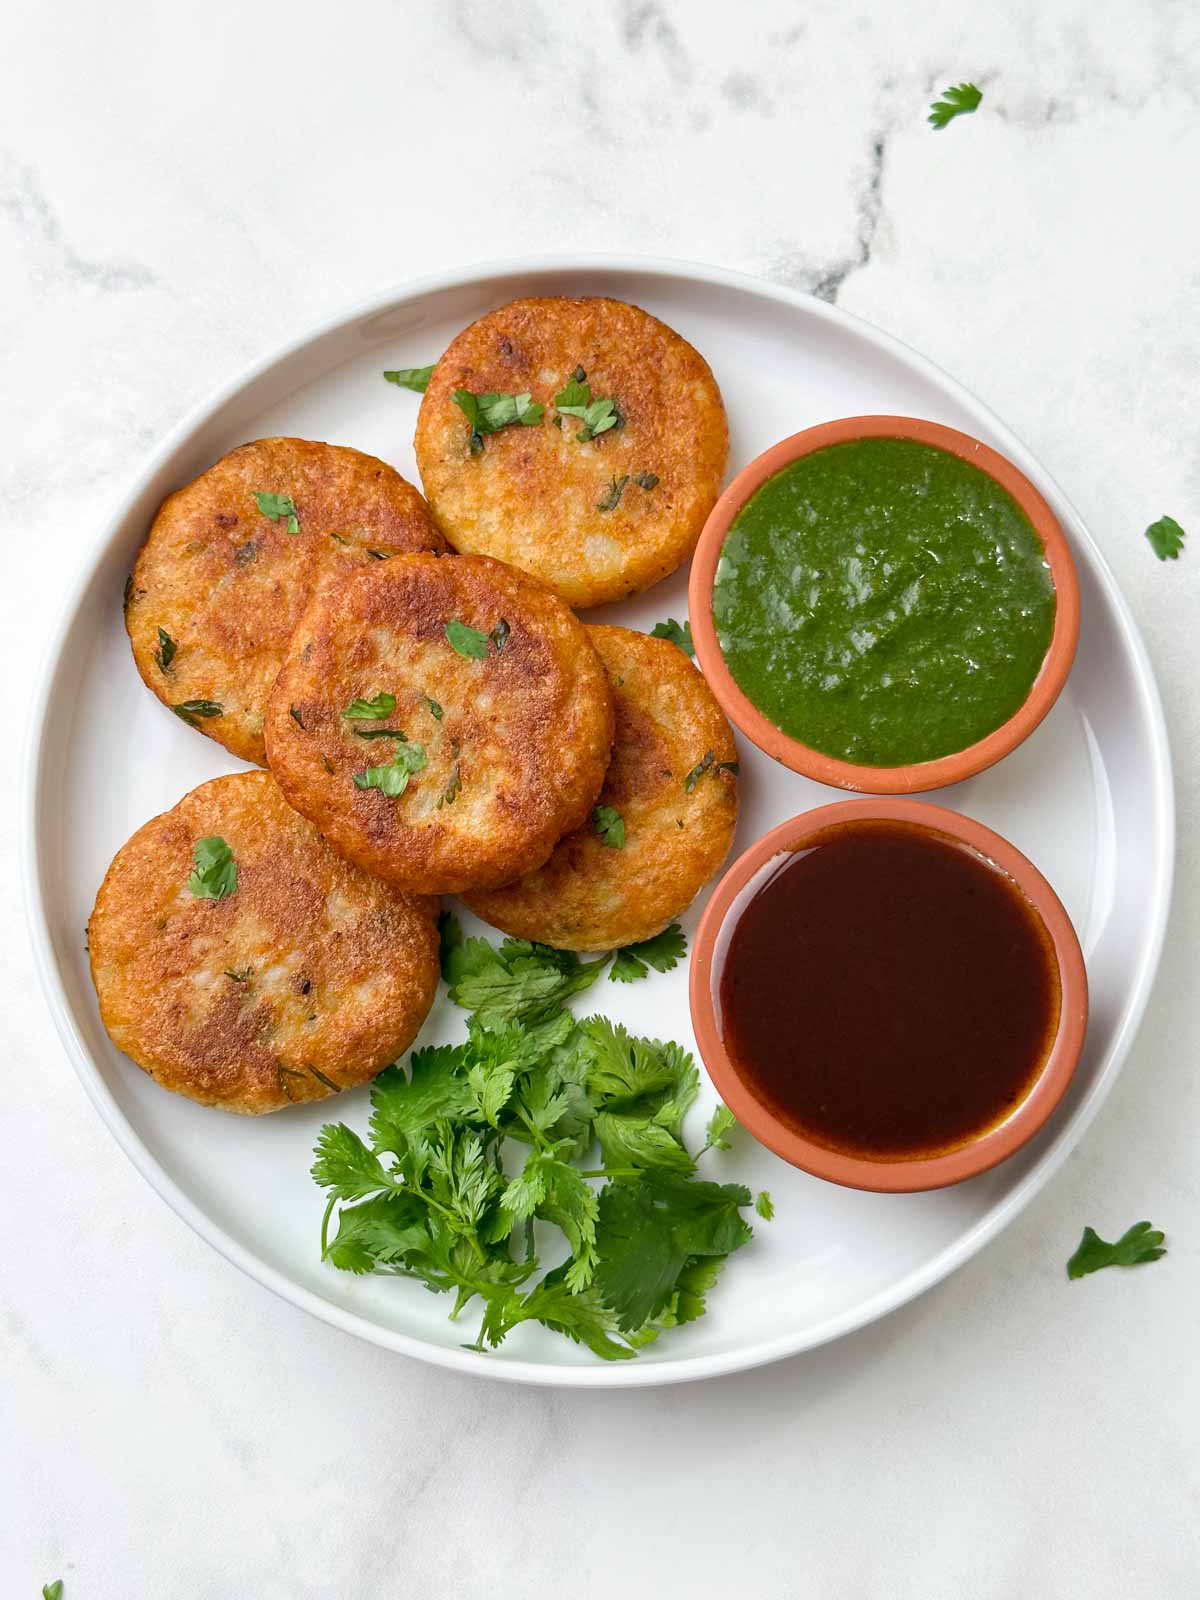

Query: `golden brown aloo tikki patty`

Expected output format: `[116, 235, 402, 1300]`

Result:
[263, 554, 614, 895]
[88, 771, 440, 1115]
[127, 437, 444, 766]
[413, 297, 728, 609]
[463, 626, 739, 951]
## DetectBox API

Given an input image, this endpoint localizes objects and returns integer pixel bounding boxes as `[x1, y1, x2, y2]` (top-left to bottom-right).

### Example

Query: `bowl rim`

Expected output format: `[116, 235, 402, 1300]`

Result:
[688, 414, 1082, 794]
[688, 797, 1090, 1193]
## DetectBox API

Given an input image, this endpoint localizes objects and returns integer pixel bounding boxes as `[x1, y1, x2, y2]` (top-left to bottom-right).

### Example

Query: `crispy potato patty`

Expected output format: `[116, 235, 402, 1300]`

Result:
[463, 626, 738, 950]
[88, 771, 440, 1114]
[128, 437, 444, 766]
[413, 297, 728, 608]
[264, 554, 614, 894]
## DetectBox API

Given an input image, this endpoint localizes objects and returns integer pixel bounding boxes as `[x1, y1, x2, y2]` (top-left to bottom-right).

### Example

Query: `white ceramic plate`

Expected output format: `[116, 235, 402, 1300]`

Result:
[24, 257, 1173, 1387]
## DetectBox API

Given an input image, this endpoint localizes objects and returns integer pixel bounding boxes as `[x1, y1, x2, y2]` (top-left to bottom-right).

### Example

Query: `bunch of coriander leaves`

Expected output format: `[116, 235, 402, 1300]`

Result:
[311, 913, 763, 1361]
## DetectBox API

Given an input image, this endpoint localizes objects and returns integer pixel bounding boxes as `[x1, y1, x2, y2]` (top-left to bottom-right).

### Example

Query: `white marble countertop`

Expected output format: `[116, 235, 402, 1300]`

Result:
[5, 3, 1199, 1595]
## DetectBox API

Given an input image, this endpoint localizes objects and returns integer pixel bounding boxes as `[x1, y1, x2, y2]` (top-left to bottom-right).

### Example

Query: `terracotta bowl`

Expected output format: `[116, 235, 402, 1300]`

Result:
[689, 797, 1089, 1193]
[688, 415, 1081, 794]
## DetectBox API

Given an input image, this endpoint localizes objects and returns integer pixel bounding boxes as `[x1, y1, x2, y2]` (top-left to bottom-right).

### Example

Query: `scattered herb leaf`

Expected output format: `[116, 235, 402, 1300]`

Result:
[1067, 1221, 1167, 1279]
[43, 1584, 64, 1600]
[928, 82, 983, 129]
[1145, 514, 1186, 561]
[344, 692, 397, 721]
[755, 1190, 775, 1221]
[597, 474, 630, 512]
[593, 805, 626, 849]
[650, 617, 694, 657]
[172, 699, 223, 727]
[187, 835, 238, 900]
[254, 490, 300, 533]
[634, 470, 659, 490]
[422, 695, 444, 721]
[153, 626, 176, 672]
[384, 364, 435, 393]
[353, 741, 427, 798]
[610, 924, 687, 983]
[445, 619, 492, 659]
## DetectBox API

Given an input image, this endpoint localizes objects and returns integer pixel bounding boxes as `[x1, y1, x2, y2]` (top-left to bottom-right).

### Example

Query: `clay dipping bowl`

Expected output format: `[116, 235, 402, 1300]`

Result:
[689, 798, 1089, 1193]
[688, 416, 1081, 794]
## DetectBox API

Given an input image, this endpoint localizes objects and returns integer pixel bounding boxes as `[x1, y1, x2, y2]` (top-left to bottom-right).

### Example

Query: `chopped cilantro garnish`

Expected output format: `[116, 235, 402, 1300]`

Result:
[1145, 514, 1186, 561]
[383, 364, 435, 392]
[755, 1190, 775, 1221]
[353, 741, 427, 797]
[453, 388, 544, 453]
[254, 490, 300, 533]
[445, 619, 492, 659]
[153, 626, 176, 673]
[593, 805, 625, 848]
[438, 761, 462, 808]
[1067, 1221, 1167, 1279]
[597, 474, 630, 512]
[554, 373, 622, 441]
[928, 82, 982, 129]
[187, 835, 237, 900]
[343, 692, 397, 721]
[43, 1583, 64, 1600]
[172, 699, 223, 727]
[650, 617, 694, 657]
[422, 695, 444, 720]
[684, 749, 739, 791]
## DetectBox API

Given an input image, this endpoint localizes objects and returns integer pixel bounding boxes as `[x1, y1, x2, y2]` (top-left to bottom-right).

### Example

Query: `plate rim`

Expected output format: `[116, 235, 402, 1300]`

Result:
[22, 252, 1176, 1388]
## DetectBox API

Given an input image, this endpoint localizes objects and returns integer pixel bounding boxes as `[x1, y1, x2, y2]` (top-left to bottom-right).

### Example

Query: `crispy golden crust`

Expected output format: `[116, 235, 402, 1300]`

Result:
[463, 627, 738, 950]
[88, 771, 440, 1115]
[128, 437, 444, 766]
[264, 554, 614, 894]
[413, 297, 728, 609]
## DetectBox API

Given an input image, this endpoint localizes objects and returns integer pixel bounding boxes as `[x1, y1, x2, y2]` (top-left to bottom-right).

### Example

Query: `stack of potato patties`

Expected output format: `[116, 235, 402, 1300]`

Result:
[90, 297, 740, 1116]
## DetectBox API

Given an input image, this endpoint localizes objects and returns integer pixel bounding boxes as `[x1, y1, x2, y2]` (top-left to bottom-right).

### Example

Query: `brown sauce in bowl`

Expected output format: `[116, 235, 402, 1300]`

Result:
[718, 819, 1062, 1161]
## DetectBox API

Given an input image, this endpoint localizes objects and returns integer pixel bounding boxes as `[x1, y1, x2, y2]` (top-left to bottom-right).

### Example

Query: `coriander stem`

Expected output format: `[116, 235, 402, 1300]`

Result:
[319, 1193, 337, 1259]
[577, 1167, 640, 1180]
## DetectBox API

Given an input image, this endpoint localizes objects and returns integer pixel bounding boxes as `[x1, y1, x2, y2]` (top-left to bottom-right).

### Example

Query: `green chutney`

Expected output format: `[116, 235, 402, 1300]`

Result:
[712, 437, 1056, 767]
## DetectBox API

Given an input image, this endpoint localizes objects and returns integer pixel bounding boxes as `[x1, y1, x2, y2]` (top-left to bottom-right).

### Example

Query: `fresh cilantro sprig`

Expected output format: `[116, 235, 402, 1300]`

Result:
[254, 490, 300, 533]
[312, 922, 754, 1360]
[650, 618, 694, 657]
[610, 924, 686, 983]
[43, 1582, 64, 1599]
[384, 364, 435, 393]
[1067, 1221, 1167, 1279]
[928, 82, 982, 129]
[453, 388, 544, 454]
[1145, 515, 1186, 561]
[188, 835, 237, 900]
